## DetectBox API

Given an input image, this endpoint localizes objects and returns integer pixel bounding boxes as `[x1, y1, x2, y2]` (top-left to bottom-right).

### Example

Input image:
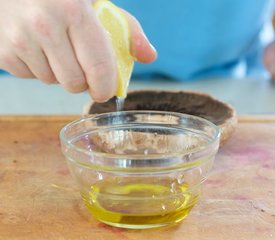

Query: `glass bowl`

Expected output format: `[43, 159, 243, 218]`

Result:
[60, 111, 220, 229]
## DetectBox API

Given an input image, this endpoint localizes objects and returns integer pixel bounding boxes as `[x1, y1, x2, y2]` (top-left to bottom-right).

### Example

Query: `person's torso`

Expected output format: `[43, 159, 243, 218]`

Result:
[114, 0, 274, 79]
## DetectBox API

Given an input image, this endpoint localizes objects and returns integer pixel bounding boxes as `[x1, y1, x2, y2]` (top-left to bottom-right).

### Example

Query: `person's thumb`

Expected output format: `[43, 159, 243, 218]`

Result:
[122, 10, 157, 64]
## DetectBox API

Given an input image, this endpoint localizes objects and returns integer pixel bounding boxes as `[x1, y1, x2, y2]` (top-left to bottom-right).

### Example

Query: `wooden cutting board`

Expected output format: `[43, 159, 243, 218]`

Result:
[0, 116, 275, 240]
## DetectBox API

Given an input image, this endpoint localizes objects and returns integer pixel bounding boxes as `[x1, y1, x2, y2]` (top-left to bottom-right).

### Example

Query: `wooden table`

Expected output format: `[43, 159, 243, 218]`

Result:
[1, 116, 275, 240]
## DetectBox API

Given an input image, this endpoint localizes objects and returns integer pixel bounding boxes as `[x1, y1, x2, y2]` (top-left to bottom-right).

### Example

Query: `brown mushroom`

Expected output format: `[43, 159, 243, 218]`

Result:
[83, 90, 237, 145]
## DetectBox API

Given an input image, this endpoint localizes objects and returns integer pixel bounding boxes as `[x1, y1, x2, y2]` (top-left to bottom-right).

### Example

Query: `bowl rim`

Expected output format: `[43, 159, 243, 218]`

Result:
[60, 110, 221, 168]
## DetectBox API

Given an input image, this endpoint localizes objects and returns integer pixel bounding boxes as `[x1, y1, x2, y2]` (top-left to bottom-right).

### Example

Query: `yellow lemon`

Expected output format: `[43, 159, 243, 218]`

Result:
[93, 0, 134, 98]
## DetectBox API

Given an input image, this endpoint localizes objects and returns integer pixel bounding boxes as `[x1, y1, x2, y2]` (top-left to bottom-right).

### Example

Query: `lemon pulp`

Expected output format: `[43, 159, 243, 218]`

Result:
[94, 0, 134, 98]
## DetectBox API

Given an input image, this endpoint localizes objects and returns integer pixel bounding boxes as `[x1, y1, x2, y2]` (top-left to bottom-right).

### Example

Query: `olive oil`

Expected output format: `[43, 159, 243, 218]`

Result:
[81, 180, 199, 228]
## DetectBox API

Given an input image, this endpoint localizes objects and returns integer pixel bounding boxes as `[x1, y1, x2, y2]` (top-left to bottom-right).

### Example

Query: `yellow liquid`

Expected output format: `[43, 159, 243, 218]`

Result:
[81, 180, 199, 229]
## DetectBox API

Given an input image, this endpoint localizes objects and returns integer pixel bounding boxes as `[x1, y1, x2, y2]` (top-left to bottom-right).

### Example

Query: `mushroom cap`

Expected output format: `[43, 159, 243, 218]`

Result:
[83, 90, 237, 145]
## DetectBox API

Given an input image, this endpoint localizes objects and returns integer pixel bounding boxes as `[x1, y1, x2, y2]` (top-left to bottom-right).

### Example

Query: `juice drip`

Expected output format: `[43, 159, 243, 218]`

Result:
[81, 181, 199, 228]
[116, 97, 125, 111]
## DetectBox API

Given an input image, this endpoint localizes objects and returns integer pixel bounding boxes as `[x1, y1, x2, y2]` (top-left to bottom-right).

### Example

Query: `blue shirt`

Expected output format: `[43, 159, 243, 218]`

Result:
[114, 0, 274, 80]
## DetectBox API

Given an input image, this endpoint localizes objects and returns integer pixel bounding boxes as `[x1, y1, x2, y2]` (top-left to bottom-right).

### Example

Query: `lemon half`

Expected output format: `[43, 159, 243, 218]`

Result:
[93, 0, 134, 98]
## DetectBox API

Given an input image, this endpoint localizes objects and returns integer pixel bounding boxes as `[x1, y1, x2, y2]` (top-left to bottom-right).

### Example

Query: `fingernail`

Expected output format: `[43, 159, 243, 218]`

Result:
[142, 31, 157, 52]
[149, 42, 157, 53]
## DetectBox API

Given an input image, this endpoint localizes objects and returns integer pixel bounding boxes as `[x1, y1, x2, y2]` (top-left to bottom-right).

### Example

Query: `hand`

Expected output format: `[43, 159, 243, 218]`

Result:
[0, 0, 157, 102]
[264, 40, 275, 82]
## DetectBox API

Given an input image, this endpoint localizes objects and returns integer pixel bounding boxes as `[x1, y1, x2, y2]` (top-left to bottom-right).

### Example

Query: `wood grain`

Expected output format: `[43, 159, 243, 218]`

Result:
[0, 115, 275, 240]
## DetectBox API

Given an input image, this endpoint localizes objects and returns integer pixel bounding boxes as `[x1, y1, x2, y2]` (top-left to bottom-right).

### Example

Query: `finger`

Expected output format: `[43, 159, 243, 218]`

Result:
[12, 40, 58, 84]
[5, 20, 58, 84]
[29, 49, 59, 84]
[263, 41, 275, 81]
[122, 9, 157, 64]
[68, 7, 117, 102]
[39, 27, 88, 93]
[0, 51, 35, 78]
